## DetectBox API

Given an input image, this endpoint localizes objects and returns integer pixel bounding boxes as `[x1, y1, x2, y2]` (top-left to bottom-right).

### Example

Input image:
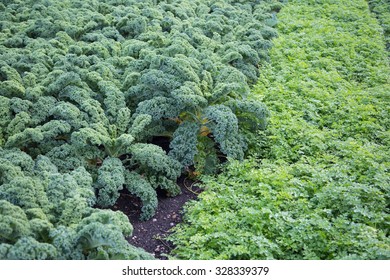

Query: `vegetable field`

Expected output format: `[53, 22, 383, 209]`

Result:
[1, 0, 389, 260]
[170, 0, 390, 259]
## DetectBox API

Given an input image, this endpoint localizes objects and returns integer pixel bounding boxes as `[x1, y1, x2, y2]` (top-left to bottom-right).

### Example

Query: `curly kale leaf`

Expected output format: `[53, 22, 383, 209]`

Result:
[129, 113, 152, 141]
[0, 149, 152, 260]
[124, 171, 158, 221]
[49, 226, 84, 260]
[130, 143, 181, 183]
[169, 121, 200, 168]
[0, 177, 50, 212]
[2, 237, 57, 260]
[204, 105, 246, 160]
[225, 99, 269, 130]
[135, 96, 182, 121]
[75, 210, 151, 260]
[0, 200, 31, 243]
[71, 123, 135, 158]
[4, 120, 71, 150]
[95, 157, 125, 208]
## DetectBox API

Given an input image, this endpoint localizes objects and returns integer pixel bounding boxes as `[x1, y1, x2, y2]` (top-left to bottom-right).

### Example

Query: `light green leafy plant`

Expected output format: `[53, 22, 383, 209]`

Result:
[169, 0, 390, 260]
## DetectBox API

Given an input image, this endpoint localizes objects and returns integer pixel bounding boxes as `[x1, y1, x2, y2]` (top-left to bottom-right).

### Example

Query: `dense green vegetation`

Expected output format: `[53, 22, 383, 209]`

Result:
[0, 0, 282, 259]
[169, 0, 390, 259]
[1, 0, 388, 260]
[0, 148, 153, 260]
[0, 0, 280, 221]
[368, 0, 390, 51]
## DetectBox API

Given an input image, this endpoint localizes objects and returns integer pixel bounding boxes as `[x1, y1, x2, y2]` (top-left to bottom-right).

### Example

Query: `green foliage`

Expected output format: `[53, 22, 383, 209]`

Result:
[0, 200, 31, 243]
[170, 158, 390, 259]
[168, 121, 200, 168]
[0, 149, 152, 260]
[368, 0, 390, 51]
[0, 0, 282, 259]
[169, 0, 390, 260]
[124, 171, 157, 221]
[95, 157, 125, 208]
[203, 105, 245, 159]
[1, 0, 278, 179]
[194, 136, 219, 175]
[1, 237, 58, 260]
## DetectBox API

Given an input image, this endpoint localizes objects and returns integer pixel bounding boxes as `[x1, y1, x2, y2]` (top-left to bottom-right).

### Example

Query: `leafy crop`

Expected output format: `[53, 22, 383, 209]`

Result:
[0, 0, 280, 218]
[169, 0, 390, 260]
[0, 0, 281, 259]
[0, 149, 153, 260]
[368, 0, 390, 51]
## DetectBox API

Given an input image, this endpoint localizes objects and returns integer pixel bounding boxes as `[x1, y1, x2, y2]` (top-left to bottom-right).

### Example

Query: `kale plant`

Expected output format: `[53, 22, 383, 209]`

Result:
[0, 0, 280, 219]
[0, 148, 153, 259]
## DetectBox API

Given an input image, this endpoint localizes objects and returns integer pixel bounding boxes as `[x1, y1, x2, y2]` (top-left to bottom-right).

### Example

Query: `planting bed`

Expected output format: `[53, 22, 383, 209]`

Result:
[0, 0, 281, 259]
[1, 0, 388, 261]
[115, 177, 202, 259]
[169, 0, 390, 260]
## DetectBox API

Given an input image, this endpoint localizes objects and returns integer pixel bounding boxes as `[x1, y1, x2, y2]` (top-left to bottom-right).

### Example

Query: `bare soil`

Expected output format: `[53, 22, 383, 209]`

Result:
[112, 176, 203, 259]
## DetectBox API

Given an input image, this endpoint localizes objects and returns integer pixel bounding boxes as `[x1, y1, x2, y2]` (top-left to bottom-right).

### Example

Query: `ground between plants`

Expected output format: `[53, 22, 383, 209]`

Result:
[113, 176, 202, 259]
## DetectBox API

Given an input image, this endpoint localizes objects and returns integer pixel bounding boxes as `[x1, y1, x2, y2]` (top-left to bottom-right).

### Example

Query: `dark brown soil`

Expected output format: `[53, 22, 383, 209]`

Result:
[111, 176, 203, 259]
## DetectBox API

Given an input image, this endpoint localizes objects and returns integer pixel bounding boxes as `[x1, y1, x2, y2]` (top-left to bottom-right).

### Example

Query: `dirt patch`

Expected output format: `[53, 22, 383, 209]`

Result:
[112, 176, 203, 259]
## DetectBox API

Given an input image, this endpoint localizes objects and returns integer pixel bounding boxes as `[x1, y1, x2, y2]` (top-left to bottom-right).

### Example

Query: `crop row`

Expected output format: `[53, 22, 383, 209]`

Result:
[169, 0, 390, 259]
[0, 0, 282, 259]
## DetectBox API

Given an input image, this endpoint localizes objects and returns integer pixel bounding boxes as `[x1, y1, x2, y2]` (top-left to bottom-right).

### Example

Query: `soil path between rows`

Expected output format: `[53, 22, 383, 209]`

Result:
[112, 176, 202, 259]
